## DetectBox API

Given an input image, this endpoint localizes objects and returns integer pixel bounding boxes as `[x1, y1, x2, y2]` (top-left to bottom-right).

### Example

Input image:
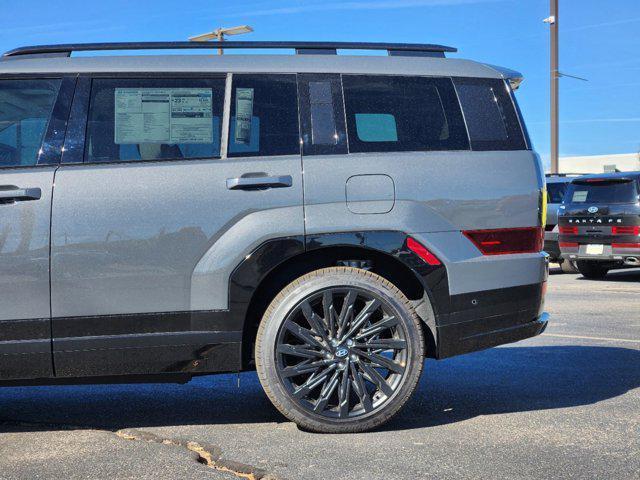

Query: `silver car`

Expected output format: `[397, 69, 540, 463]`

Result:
[0, 41, 548, 432]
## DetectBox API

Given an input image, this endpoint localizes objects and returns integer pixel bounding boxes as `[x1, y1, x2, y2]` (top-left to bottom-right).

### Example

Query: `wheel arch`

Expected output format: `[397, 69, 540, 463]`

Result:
[233, 232, 445, 369]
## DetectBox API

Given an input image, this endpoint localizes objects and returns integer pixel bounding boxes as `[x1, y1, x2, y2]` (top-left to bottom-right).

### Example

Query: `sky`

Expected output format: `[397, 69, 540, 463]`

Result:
[1, 0, 639, 168]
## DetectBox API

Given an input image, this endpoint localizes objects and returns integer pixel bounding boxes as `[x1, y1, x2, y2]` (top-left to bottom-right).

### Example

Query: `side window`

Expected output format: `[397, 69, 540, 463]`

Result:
[342, 75, 469, 154]
[453, 77, 527, 151]
[0, 78, 61, 167]
[85, 78, 225, 163]
[228, 74, 300, 157]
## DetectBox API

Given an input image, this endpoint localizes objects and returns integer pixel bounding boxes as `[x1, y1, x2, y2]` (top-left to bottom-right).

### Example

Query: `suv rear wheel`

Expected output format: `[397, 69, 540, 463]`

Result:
[255, 267, 425, 433]
[576, 260, 609, 279]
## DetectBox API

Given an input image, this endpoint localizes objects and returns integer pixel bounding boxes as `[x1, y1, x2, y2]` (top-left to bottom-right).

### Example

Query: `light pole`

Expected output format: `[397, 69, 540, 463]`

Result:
[189, 25, 254, 55]
[544, 0, 559, 173]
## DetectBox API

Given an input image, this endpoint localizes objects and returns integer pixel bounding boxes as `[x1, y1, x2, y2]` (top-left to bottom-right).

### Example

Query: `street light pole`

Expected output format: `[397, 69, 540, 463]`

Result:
[549, 0, 559, 173]
[189, 25, 254, 55]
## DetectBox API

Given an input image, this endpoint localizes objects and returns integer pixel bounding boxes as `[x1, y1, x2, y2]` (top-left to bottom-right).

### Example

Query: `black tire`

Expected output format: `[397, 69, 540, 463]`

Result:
[255, 267, 425, 433]
[576, 260, 609, 279]
[560, 259, 578, 274]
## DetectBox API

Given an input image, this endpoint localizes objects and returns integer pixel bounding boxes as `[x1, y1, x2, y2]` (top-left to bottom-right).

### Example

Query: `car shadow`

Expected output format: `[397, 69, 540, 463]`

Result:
[0, 345, 638, 433]
[575, 267, 640, 282]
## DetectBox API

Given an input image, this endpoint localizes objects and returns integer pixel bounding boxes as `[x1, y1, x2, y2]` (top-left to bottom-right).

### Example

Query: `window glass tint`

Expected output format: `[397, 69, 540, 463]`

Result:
[342, 75, 469, 153]
[546, 182, 569, 203]
[86, 78, 225, 163]
[228, 74, 299, 157]
[454, 77, 526, 151]
[0, 79, 61, 167]
[566, 179, 639, 204]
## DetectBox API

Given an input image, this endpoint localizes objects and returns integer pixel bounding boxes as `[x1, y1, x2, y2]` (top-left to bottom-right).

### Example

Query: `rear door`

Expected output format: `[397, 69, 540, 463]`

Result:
[50, 73, 303, 377]
[0, 76, 73, 380]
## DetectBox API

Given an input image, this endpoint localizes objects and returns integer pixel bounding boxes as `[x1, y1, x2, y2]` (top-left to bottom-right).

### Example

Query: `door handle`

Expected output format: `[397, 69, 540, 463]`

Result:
[226, 175, 293, 190]
[0, 186, 42, 202]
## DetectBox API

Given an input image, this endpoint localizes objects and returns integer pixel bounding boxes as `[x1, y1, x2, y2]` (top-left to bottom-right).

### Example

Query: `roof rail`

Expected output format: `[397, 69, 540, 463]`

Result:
[2, 41, 457, 59]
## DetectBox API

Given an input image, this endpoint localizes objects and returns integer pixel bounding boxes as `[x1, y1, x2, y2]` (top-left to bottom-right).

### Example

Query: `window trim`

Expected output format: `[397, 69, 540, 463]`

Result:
[0, 75, 74, 170]
[298, 73, 347, 157]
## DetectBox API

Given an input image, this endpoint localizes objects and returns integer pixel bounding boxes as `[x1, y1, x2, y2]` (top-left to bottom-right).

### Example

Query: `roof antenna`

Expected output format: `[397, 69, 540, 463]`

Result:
[189, 25, 253, 55]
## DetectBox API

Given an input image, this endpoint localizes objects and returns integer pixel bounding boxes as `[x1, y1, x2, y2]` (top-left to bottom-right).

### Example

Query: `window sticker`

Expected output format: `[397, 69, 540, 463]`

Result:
[355, 113, 398, 142]
[235, 88, 254, 145]
[572, 190, 588, 202]
[115, 88, 213, 144]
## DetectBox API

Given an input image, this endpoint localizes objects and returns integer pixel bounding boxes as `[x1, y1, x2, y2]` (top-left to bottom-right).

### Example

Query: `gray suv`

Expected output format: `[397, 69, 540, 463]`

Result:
[0, 41, 548, 433]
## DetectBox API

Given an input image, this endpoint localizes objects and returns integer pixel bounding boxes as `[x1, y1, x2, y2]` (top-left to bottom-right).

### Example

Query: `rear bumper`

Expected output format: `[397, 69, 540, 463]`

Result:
[438, 312, 549, 358]
[560, 243, 640, 264]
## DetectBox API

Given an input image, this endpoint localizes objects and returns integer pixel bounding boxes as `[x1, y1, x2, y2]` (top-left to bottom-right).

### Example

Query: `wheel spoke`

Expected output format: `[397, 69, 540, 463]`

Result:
[342, 298, 381, 340]
[314, 369, 341, 413]
[293, 364, 338, 399]
[284, 321, 326, 350]
[338, 366, 351, 418]
[280, 359, 332, 378]
[336, 290, 357, 339]
[355, 315, 398, 340]
[300, 300, 330, 344]
[322, 291, 338, 338]
[354, 349, 405, 374]
[354, 338, 407, 350]
[277, 343, 324, 359]
[359, 362, 394, 397]
[350, 362, 373, 412]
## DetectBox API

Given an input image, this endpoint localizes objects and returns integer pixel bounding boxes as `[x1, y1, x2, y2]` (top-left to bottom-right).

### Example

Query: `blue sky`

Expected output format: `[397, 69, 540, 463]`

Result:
[1, 0, 639, 167]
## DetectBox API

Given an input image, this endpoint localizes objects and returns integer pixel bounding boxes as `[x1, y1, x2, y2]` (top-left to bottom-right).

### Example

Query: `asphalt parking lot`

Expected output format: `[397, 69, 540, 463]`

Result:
[1, 267, 638, 480]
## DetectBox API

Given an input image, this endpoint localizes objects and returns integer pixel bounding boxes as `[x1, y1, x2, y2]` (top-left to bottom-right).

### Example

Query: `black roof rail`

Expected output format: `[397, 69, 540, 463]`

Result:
[2, 41, 457, 59]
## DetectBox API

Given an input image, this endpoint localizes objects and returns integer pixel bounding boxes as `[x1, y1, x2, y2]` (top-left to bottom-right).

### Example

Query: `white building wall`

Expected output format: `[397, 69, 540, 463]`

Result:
[558, 153, 640, 174]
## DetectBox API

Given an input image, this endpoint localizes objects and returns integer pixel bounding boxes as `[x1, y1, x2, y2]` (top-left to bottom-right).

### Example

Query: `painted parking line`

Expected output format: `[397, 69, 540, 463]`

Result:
[544, 333, 640, 344]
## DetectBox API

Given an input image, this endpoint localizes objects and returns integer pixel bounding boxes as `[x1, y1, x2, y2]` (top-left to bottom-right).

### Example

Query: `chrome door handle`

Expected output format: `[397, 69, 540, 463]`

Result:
[0, 186, 42, 202]
[226, 175, 293, 190]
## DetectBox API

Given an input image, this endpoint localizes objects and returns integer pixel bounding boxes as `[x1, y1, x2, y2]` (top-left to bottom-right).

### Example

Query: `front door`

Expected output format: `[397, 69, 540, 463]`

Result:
[50, 73, 304, 377]
[0, 77, 71, 380]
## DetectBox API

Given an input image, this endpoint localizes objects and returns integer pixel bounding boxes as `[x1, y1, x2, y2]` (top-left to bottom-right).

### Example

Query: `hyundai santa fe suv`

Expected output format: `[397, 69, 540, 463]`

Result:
[0, 40, 548, 433]
[559, 171, 640, 279]
[545, 173, 581, 272]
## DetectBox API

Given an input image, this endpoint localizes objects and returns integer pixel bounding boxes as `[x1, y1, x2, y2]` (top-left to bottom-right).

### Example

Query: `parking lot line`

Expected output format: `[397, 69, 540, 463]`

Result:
[545, 333, 640, 344]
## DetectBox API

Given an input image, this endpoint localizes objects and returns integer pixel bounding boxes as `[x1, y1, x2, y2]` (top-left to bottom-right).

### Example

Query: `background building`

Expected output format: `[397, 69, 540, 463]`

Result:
[558, 153, 640, 174]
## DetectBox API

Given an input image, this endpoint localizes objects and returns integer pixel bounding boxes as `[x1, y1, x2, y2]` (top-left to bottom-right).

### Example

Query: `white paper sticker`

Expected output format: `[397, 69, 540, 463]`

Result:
[572, 190, 588, 202]
[115, 88, 213, 144]
[235, 88, 254, 145]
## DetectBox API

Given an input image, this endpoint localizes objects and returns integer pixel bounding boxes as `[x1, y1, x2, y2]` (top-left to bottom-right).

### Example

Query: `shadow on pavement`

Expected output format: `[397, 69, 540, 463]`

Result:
[0, 345, 638, 433]
[575, 267, 640, 282]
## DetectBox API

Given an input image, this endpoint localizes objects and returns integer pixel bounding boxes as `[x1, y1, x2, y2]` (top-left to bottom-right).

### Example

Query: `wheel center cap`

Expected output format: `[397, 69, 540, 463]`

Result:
[335, 347, 349, 358]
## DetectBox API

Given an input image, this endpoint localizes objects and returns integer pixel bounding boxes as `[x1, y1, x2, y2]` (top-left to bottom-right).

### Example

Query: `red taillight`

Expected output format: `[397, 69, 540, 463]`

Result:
[463, 227, 543, 255]
[559, 242, 579, 248]
[559, 226, 578, 234]
[612, 243, 640, 249]
[612, 226, 640, 235]
[406, 237, 441, 266]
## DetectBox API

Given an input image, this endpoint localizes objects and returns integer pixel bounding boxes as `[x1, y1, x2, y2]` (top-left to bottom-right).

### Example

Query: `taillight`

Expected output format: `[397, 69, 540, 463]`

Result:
[612, 226, 640, 235]
[612, 243, 640, 249]
[463, 227, 543, 255]
[559, 242, 579, 248]
[559, 226, 578, 234]
[407, 237, 441, 265]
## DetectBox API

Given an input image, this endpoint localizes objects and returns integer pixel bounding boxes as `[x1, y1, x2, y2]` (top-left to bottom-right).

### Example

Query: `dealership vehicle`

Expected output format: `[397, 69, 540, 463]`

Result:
[0, 41, 548, 432]
[545, 173, 581, 272]
[559, 171, 640, 279]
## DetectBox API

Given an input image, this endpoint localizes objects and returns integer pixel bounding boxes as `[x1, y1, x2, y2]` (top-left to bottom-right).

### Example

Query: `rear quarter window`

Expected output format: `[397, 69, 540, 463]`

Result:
[342, 75, 469, 154]
[454, 77, 527, 151]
